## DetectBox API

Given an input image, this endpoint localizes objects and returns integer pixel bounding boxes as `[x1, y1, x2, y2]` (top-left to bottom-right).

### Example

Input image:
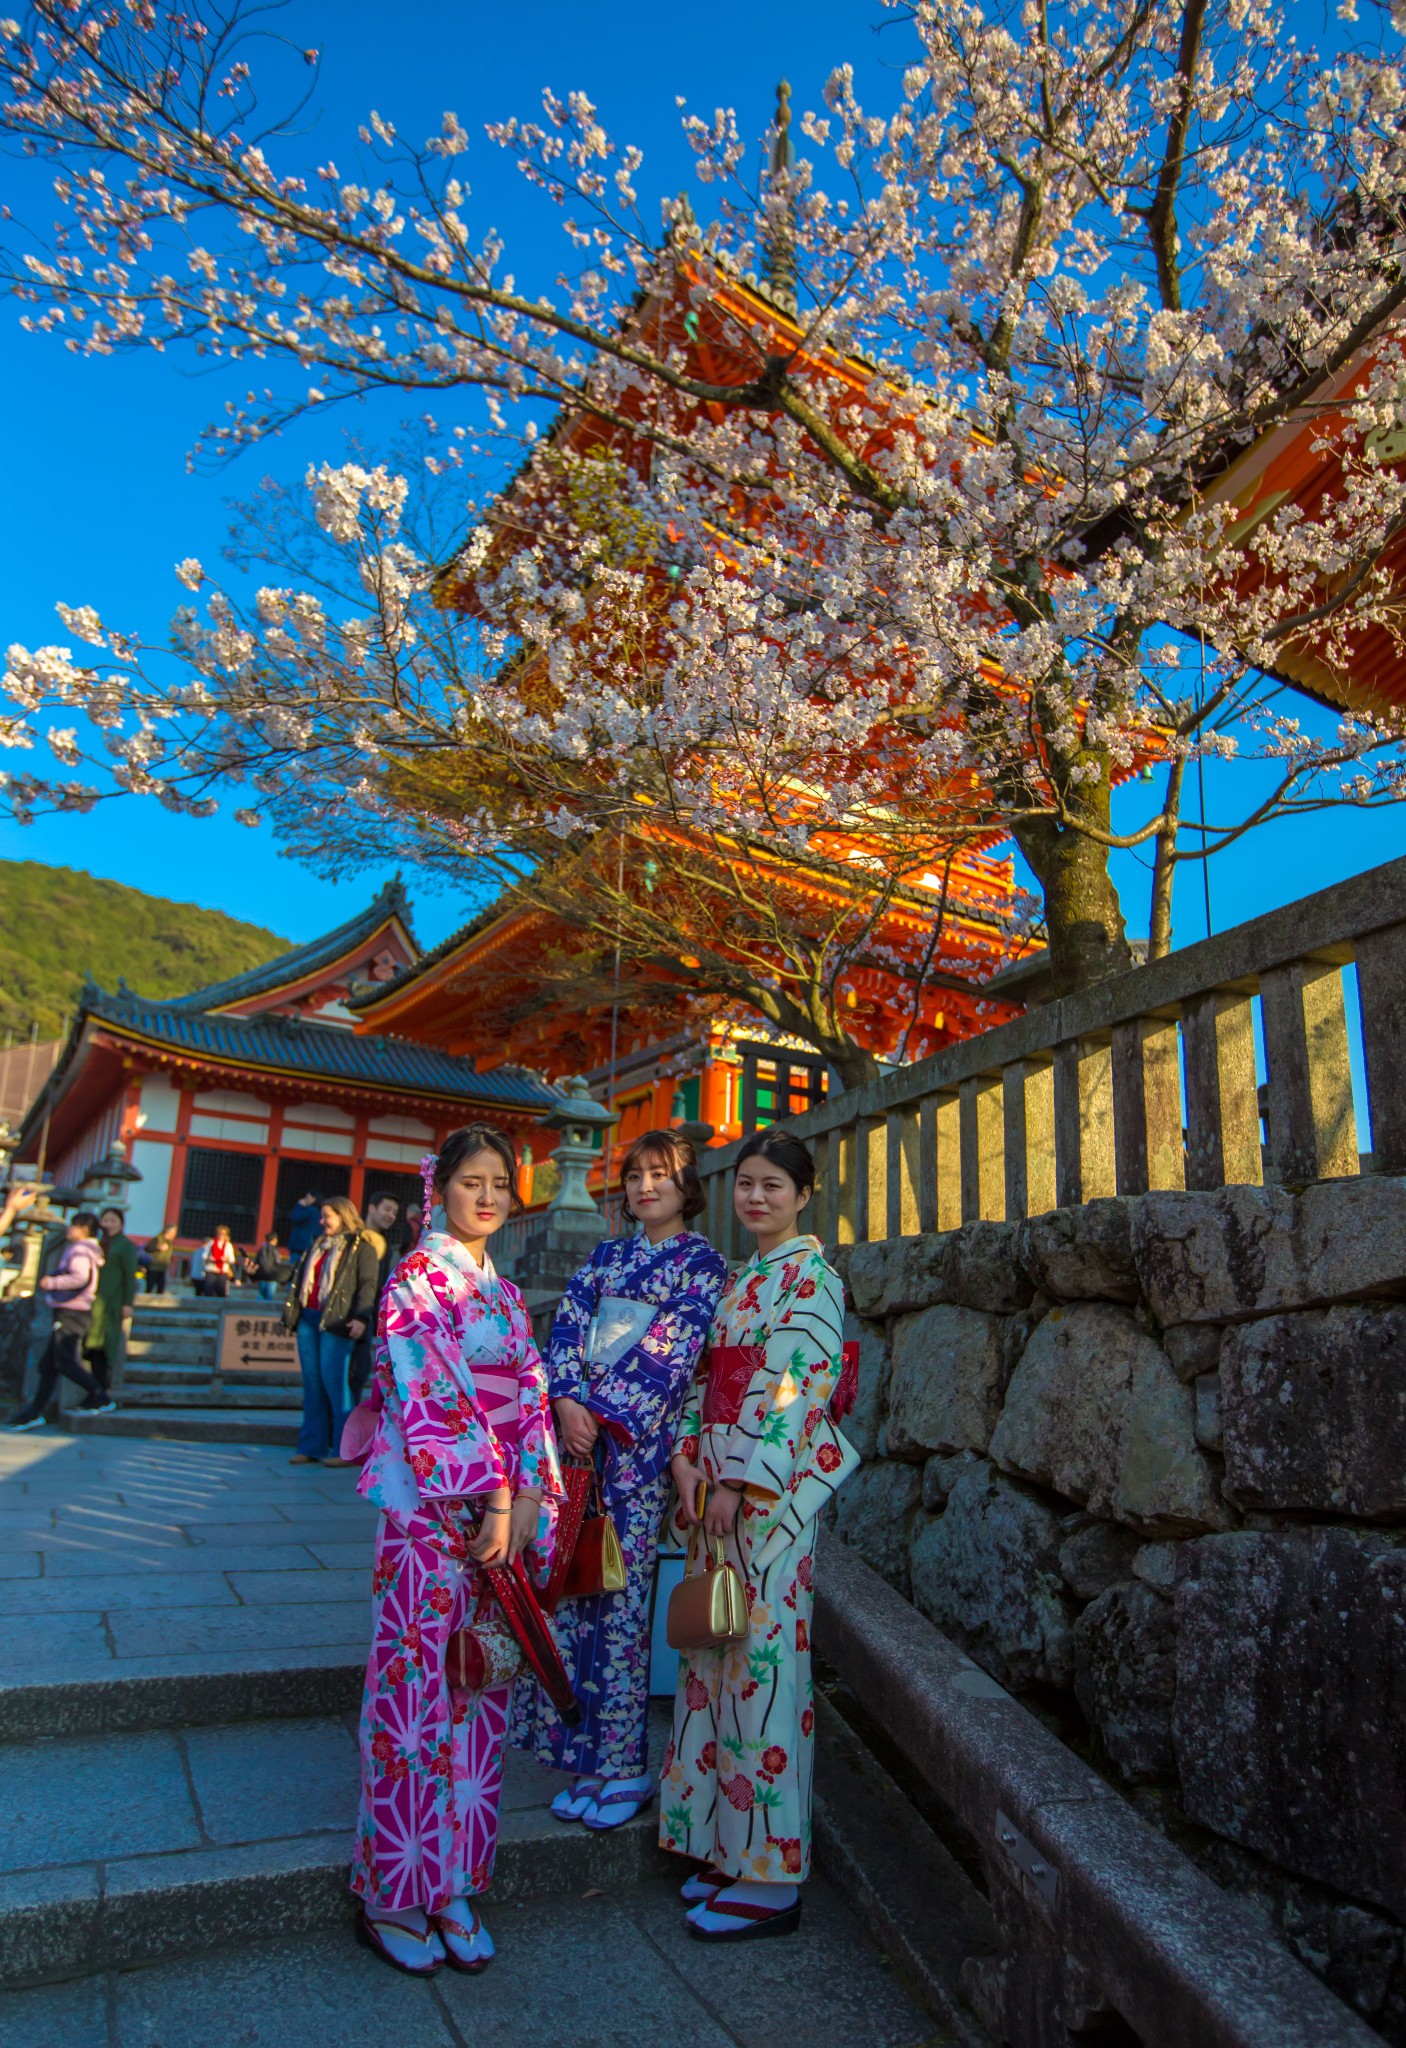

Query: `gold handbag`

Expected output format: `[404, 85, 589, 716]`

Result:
[666, 1517, 750, 1652]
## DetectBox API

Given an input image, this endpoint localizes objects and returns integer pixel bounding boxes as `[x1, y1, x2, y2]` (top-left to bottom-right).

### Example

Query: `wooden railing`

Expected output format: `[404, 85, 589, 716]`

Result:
[695, 853, 1406, 1256]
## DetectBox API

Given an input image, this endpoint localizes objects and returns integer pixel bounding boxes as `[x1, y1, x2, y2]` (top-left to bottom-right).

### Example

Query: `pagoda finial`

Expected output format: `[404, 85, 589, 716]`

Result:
[763, 79, 797, 311]
[771, 78, 794, 179]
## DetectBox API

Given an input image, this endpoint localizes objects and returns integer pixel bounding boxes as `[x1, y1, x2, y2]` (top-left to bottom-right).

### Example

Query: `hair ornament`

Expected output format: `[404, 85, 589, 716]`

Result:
[418, 1150, 438, 1220]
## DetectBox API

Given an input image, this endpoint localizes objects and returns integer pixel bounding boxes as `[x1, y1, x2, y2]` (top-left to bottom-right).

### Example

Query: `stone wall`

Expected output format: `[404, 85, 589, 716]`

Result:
[829, 1175, 1406, 2042]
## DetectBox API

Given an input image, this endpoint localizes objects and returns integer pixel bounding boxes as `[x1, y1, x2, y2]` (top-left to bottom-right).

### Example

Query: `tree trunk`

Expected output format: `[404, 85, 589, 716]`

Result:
[817, 1033, 882, 1092]
[1014, 790, 1133, 998]
[761, 982, 882, 1092]
[1147, 756, 1186, 961]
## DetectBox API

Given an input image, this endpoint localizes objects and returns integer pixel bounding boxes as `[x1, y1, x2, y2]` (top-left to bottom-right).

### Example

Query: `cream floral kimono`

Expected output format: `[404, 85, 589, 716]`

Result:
[659, 1233, 859, 1884]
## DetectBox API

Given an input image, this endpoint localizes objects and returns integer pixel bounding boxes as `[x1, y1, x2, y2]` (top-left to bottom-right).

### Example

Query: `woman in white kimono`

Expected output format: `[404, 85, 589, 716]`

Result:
[660, 1127, 859, 1941]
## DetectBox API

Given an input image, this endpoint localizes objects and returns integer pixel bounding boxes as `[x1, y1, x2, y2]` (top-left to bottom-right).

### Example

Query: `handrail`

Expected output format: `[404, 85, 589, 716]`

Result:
[817, 1536, 1379, 2048]
[695, 852, 1406, 1252]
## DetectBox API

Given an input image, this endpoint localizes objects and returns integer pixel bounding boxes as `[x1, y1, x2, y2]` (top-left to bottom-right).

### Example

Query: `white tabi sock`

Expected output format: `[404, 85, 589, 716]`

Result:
[580, 1772, 654, 1829]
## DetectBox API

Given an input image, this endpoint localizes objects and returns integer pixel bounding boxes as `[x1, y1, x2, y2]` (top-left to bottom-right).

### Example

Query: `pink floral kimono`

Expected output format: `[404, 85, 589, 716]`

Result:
[350, 1232, 562, 1914]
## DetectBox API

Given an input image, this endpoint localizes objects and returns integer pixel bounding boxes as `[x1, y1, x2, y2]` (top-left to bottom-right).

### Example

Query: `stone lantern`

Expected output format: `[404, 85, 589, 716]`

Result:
[78, 1139, 142, 1219]
[513, 1077, 619, 1293]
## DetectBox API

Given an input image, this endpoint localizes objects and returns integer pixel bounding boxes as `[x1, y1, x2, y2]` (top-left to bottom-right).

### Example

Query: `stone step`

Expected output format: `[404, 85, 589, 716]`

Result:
[117, 1386, 304, 1411]
[123, 1364, 211, 1387]
[0, 1712, 661, 1988]
[126, 1335, 219, 1361]
[61, 1407, 300, 1447]
[0, 1649, 366, 1746]
[0, 1862, 940, 2048]
[130, 1309, 224, 1329]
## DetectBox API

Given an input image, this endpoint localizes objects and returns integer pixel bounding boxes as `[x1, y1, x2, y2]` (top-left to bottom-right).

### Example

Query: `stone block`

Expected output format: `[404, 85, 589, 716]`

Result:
[1221, 1306, 1406, 1518]
[945, 1221, 1034, 1313]
[909, 1466, 1075, 1691]
[841, 1314, 888, 1461]
[1193, 1373, 1222, 1452]
[887, 1303, 1006, 1459]
[845, 1241, 891, 1316]
[989, 1303, 1228, 1533]
[1175, 1529, 1406, 1921]
[1016, 1199, 1139, 1304]
[1074, 1582, 1177, 1782]
[1057, 1520, 1141, 1600]
[874, 1232, 953, 1315]
[1164, 1322, 1223, 1383]
[0, 1727, 198, 1870]
[0, 1864, 100, 1987]
[1000, 1306, 1039, 1387]
[1133, 1177, 1406, 1327]
[922, 1449, 981, 1511]
[184, 1715, 359, 1845]
[0, 1973, 108, 2048]
[832, 1460, 924, 1595]
[1131, 1541, 1178, 1595]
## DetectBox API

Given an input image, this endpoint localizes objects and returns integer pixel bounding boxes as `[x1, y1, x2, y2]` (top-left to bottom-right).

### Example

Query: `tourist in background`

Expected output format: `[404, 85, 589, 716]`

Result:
[403, 1199, 425, 1250]
[196, 1223, 240, 1298]
[518, 1130, 726, 1832]
[245, 1231, 285, 1302]
[283, 1196, 378, 1468]
[286, 1190, 321, 1260]
[7, 1210, 114, 1429]
[349, 1190, 401, 1405]
[142, 1226, 177, 1294]
[84, 1205, 140, 1402]
[350, 1125, 562, 1975]
[661, 1127, 860, 1941]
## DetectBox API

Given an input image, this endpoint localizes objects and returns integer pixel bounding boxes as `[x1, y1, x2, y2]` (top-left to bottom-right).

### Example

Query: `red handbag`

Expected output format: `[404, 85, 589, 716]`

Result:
[561, 1467, 626, 1600]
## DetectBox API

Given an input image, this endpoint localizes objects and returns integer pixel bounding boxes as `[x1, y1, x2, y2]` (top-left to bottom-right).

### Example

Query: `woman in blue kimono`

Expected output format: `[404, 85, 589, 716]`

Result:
[515, 1129, 727, 1831]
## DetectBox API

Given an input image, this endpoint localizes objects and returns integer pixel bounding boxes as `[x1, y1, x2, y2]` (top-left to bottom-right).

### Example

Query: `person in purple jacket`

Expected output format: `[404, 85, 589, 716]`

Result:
[8, 1210, 115, 1430]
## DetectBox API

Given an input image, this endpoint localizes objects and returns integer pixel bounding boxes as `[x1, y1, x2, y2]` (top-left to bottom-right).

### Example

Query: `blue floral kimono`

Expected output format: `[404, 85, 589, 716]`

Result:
[513, 1227, 728, 1779]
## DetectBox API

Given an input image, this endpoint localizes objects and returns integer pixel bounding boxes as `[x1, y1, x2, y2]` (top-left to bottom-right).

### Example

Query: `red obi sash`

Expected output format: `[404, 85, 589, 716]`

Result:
[701, 1345, 764, 1428]
[701, 1341, 860, 1430]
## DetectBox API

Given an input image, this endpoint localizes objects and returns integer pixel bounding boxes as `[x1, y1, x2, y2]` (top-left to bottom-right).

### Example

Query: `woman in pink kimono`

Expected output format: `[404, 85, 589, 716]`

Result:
[661, 1127, 859, 1942]
[351, 1123, 562, 1976]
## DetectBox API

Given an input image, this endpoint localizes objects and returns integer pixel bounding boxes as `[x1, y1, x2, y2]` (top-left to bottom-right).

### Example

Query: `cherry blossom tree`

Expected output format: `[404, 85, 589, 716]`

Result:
[4, 0, 1406, 1032]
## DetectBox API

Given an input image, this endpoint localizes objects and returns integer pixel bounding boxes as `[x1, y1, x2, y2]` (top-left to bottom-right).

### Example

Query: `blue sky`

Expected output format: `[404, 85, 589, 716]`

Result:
[0, 0, 1399, 955]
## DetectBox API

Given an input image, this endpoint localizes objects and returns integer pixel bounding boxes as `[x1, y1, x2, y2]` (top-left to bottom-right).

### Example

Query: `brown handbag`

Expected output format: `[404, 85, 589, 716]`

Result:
[561, 1465, 627, 1599]
[666, 1526, 749, 1652]
[445, 1586, 525, 1694]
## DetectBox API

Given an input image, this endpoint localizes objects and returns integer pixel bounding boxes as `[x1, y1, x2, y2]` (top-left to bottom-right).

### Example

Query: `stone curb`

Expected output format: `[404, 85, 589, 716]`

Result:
[811, 1694, 996, 2048]
[814, 1534, 1380, 2048]
[0, 1651, 364, 1742]
[0, 1806, 666, 1988]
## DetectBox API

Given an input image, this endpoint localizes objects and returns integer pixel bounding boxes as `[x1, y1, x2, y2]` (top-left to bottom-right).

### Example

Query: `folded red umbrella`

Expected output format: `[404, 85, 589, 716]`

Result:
[538, 1458, 595, 1614]
[433, 1507, 580, 1724]
[483, 1553, 581, 1724]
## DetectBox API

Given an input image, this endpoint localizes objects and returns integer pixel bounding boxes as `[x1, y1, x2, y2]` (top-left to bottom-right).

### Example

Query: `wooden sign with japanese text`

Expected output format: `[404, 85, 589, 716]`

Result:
[218, 1310, 299, 1376]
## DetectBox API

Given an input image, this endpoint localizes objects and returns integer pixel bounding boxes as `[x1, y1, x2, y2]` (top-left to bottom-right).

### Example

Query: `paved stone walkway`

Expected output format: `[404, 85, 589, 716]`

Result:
[0, 1431, 949, 2047]
[0, 1866, 941, 2048]
[0, 1430, 374, 1693]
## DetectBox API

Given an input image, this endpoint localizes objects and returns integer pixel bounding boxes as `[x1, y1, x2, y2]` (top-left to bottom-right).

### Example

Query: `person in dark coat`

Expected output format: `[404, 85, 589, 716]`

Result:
[282, 1197, 379, 1468]
[286, 1191, 321, 1261]
[348, 1191, 401, 1405]
[85, 1206, 140, 1399]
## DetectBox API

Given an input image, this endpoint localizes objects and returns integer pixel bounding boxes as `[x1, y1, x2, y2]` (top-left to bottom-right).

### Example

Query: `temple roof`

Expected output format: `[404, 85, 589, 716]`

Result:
[346, 899, 501, 1013]
[164, 876, 417, 1015]
[74, 985, 556, 1109]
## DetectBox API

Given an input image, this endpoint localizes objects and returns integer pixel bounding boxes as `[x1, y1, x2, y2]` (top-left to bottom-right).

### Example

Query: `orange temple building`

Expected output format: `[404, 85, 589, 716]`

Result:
[15, 881, 557, 1246]
[357, 143, 1060, 1173]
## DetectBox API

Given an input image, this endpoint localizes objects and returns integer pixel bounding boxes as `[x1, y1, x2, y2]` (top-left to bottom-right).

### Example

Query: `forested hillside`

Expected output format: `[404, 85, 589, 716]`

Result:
[0, 860, 290, 1040]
